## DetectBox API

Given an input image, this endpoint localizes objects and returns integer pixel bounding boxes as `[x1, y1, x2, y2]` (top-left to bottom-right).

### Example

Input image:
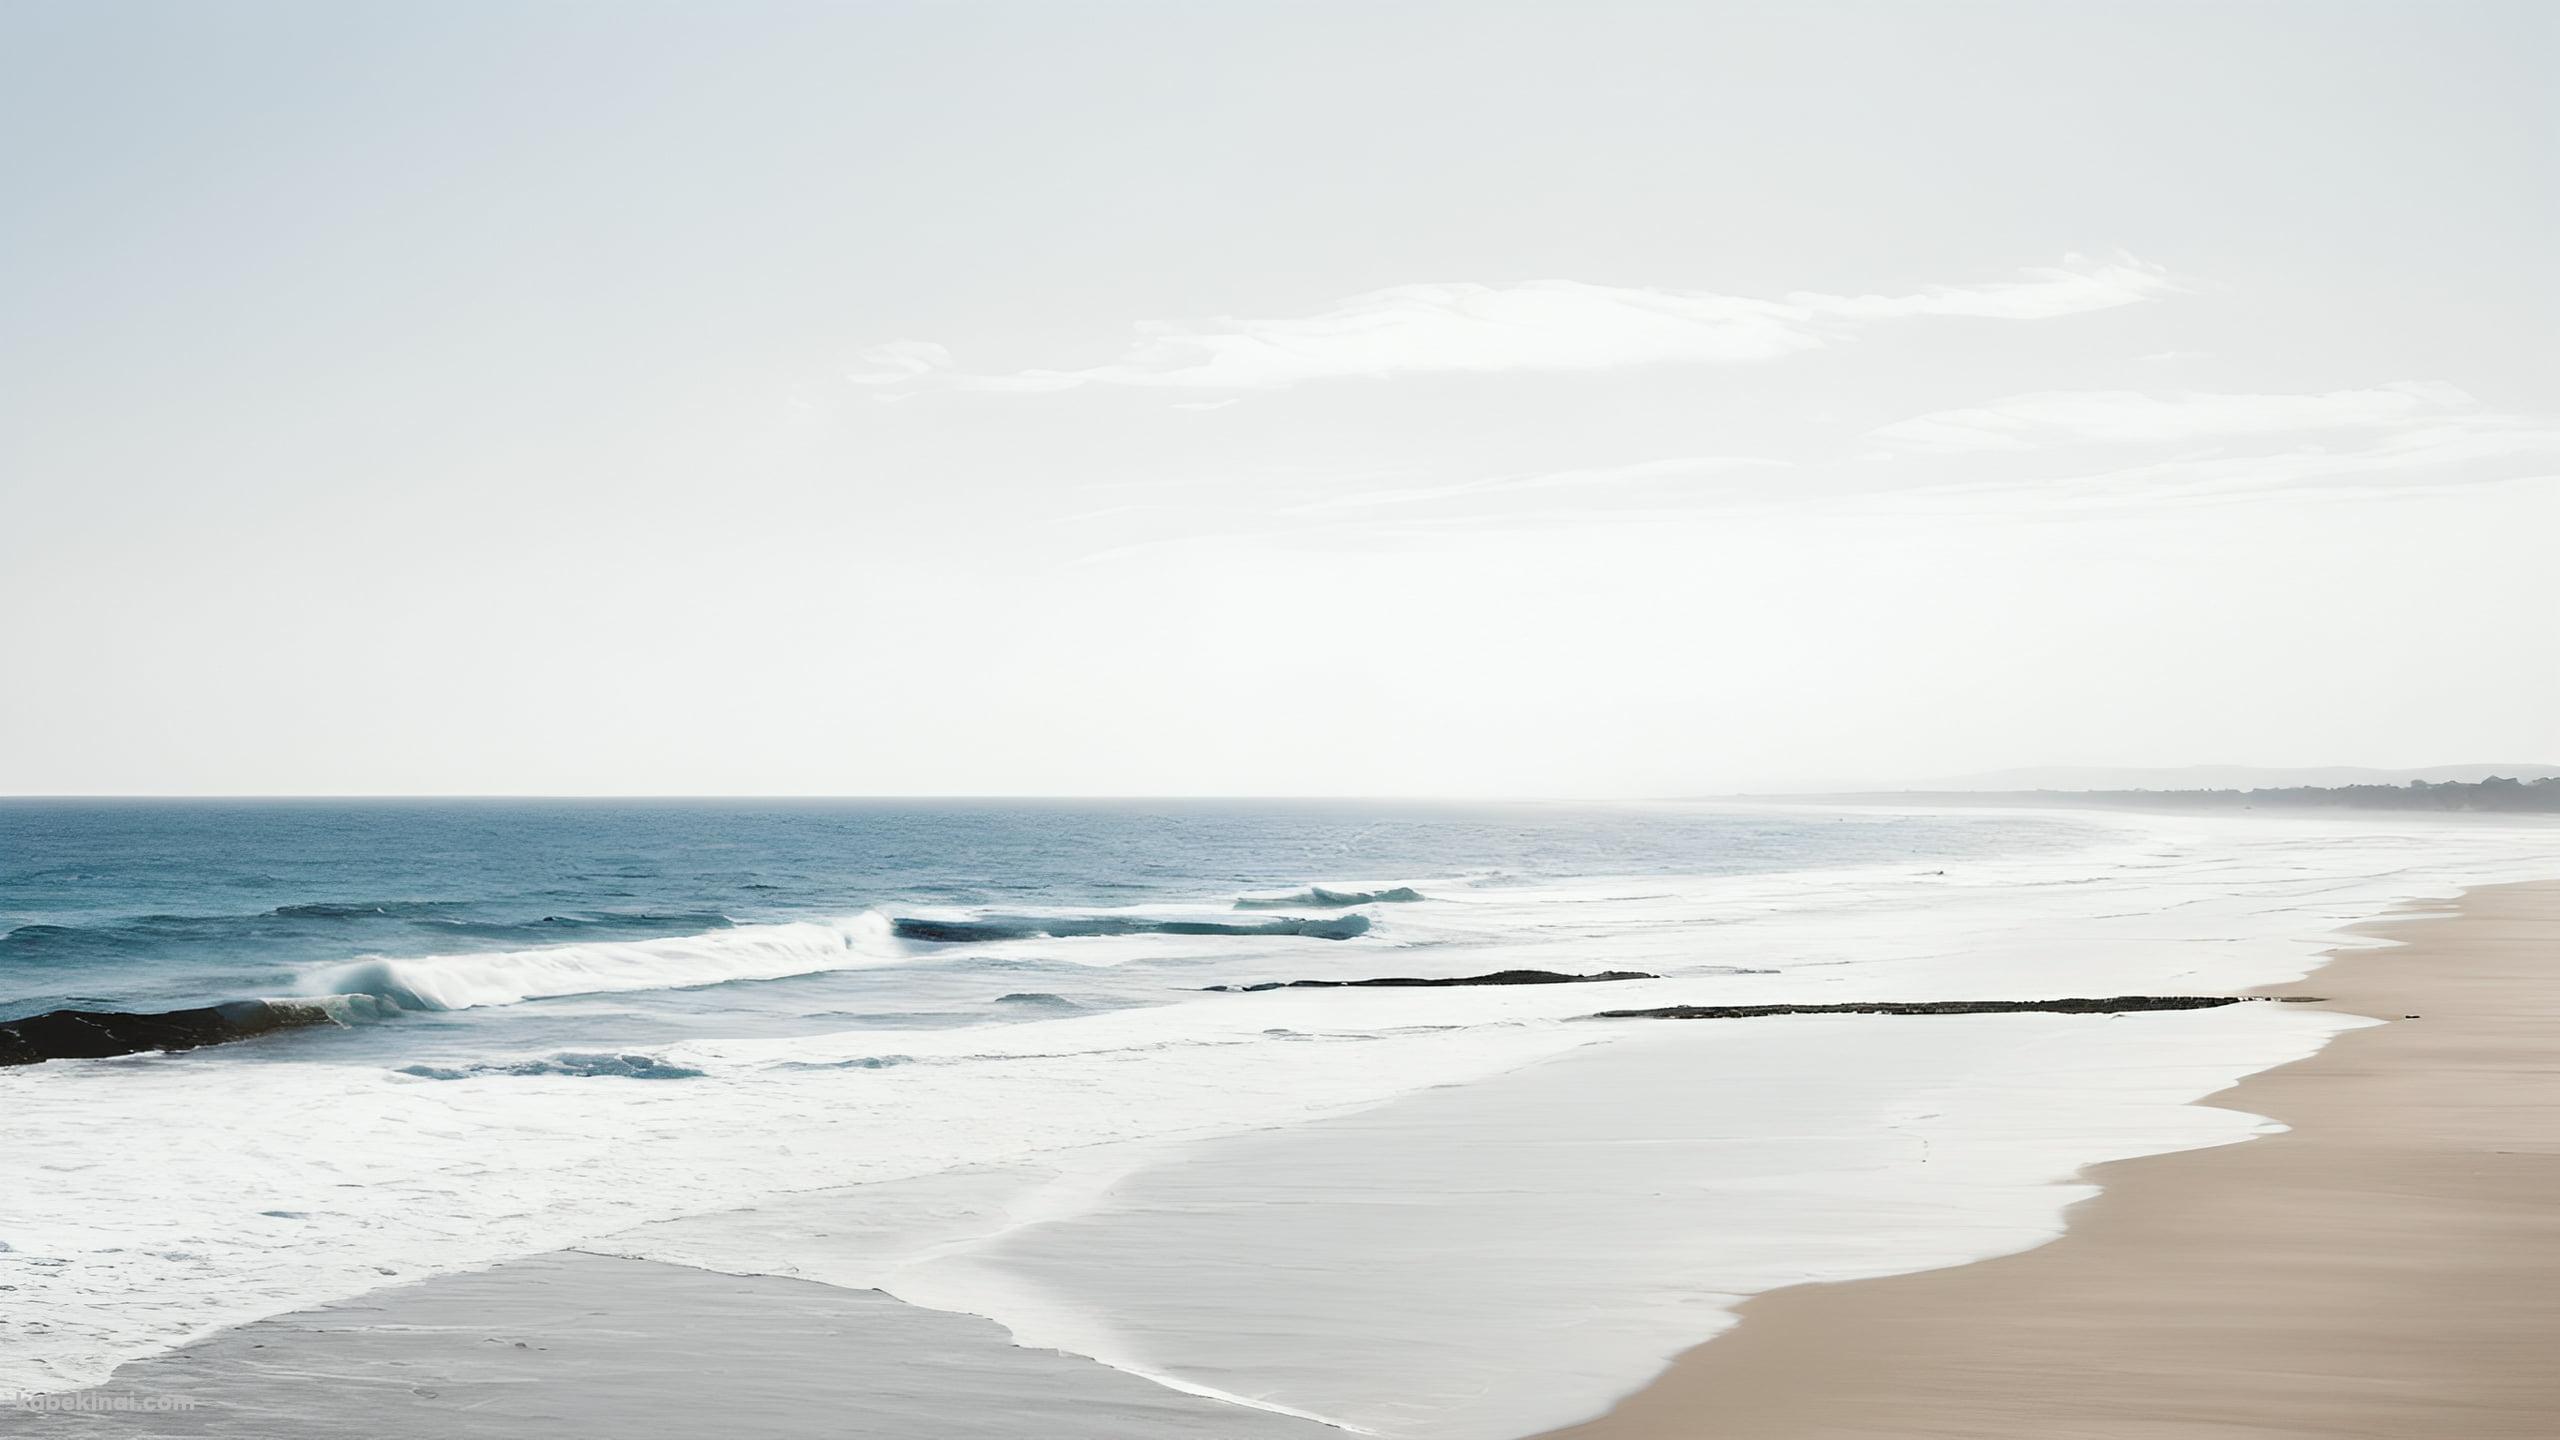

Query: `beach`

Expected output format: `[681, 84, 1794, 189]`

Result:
[7, 808, 2559, 1438]
[1543, 876, 2560, 1440]
[10, 1, 2553, 1432]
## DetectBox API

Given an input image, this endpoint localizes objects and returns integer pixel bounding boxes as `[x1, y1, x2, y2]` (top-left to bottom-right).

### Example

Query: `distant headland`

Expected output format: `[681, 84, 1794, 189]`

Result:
[1760, 776, 2560, 814]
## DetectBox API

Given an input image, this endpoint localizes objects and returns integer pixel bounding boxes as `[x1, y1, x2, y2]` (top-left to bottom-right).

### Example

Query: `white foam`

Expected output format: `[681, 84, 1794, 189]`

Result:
[4, 806, 2556, 1426]
[622, 1003, 2360, 1438]
[0, 1000, 1597, 1394]
[298, 910, 910, 1010]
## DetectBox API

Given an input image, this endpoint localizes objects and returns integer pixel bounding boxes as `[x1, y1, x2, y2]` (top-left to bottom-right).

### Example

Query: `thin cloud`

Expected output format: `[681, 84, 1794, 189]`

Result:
[1864, 380, 2560, 511]
[863, 255, 2177, 394]
[1785, 256, 2180, 322]
[2031, 422, 2560, 505]
[1857, 414, 2560, 519]
[1874, 382, 2487, 452]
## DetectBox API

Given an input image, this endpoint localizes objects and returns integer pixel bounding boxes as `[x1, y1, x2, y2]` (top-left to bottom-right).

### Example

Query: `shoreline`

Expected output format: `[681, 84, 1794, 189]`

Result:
[14, 831, 2559, 1437]
[1538, 876, 2560, 1439]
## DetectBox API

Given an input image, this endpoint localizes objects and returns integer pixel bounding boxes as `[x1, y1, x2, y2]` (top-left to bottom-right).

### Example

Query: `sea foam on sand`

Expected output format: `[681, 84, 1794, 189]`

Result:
[610, 1003, 2364, 1438]
[8, 809, 2560, 1436]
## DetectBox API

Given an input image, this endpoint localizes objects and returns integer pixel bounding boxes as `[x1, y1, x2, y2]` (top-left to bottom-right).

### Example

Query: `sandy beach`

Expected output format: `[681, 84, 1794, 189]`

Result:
[1542, 876, 2560, 1440]
[8, 0, 2553, 1433]
[12, 833, 2559, 1439]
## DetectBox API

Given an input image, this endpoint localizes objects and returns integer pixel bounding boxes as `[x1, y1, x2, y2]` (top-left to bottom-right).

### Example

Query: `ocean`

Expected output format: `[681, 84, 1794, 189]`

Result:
[6, 799, 2557, 1435]
[0, 800, 2087, 1056]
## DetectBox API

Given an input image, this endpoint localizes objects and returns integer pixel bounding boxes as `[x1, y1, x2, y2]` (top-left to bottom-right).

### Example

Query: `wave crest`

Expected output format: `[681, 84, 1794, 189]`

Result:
[396, 1051, 704, 1081]
[307, 912, 907, 1012]
[1233, 886, 1423, 910]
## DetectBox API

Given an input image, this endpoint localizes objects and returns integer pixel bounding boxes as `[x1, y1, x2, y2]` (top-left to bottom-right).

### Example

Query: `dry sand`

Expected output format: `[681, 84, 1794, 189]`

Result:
[1541, 876, 2560, 1440]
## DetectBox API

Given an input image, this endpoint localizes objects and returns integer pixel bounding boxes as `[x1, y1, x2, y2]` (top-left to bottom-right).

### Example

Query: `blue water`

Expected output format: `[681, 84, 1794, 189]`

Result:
[1, 800, 2090, 1065]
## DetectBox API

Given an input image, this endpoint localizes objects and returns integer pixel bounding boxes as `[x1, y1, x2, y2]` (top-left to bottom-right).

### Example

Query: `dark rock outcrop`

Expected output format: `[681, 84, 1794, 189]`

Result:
[896, 913, 1371, 943]
[1592, 994, 2259, 1021]
[1206, 968, 1654, 993]
[0, 998, 339, 1067]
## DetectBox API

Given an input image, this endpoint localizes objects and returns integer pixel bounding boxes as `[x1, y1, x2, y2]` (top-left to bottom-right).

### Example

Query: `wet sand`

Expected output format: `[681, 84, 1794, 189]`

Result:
[18, 880, 2554, 1440]
[1540, 877, 2560, 1440]
[2, 1251, 1336, 1439]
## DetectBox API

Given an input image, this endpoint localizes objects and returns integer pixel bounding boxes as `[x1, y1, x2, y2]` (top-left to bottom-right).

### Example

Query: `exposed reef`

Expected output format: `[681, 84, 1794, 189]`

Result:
[1590, 994, 2297, 1021]
[0, 998, 341, 1067]
[1206, 968, 1655, 993]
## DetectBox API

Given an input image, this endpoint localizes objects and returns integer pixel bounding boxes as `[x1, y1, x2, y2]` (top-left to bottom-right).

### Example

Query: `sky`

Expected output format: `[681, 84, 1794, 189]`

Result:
[2, 0, 2553, 796]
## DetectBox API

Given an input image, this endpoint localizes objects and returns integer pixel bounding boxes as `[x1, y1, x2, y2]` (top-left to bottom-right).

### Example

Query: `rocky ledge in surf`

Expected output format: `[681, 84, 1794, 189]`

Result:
[0, 998, 340, 1067]
[1205, 968, 1655, 993]
[1590, 994, 2298, 1021]
[896, 913, 1372, 943]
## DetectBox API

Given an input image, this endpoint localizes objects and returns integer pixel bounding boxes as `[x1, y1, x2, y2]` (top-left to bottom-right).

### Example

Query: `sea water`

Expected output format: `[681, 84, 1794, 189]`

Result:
[4, 799, 2556, 1433]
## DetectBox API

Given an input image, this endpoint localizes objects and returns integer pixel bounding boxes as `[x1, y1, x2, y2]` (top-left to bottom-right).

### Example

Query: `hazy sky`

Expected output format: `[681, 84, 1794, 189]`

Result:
[3, 1, 2553, 795]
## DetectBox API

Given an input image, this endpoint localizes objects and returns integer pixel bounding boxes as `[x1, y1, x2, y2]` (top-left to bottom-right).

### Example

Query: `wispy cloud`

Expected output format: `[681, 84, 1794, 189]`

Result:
[1783, 257, 2181, 322]
[1874, 381, 2485, 452]
[2017, 422, 2560, 508]
[853, 255, 2177, 394]
[1860, 383, 2560, 514]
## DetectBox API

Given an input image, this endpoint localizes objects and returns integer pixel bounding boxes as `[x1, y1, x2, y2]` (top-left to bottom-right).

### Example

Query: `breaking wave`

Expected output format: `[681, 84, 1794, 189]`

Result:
[307, 912, 909, 1012]
[1233, 886, 1424, 910]
[396, 1051, 705, 1081]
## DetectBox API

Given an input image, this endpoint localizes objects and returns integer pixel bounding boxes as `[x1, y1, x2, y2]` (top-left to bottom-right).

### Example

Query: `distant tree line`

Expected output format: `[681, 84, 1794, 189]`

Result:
[2078, 776, 2560, 813]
